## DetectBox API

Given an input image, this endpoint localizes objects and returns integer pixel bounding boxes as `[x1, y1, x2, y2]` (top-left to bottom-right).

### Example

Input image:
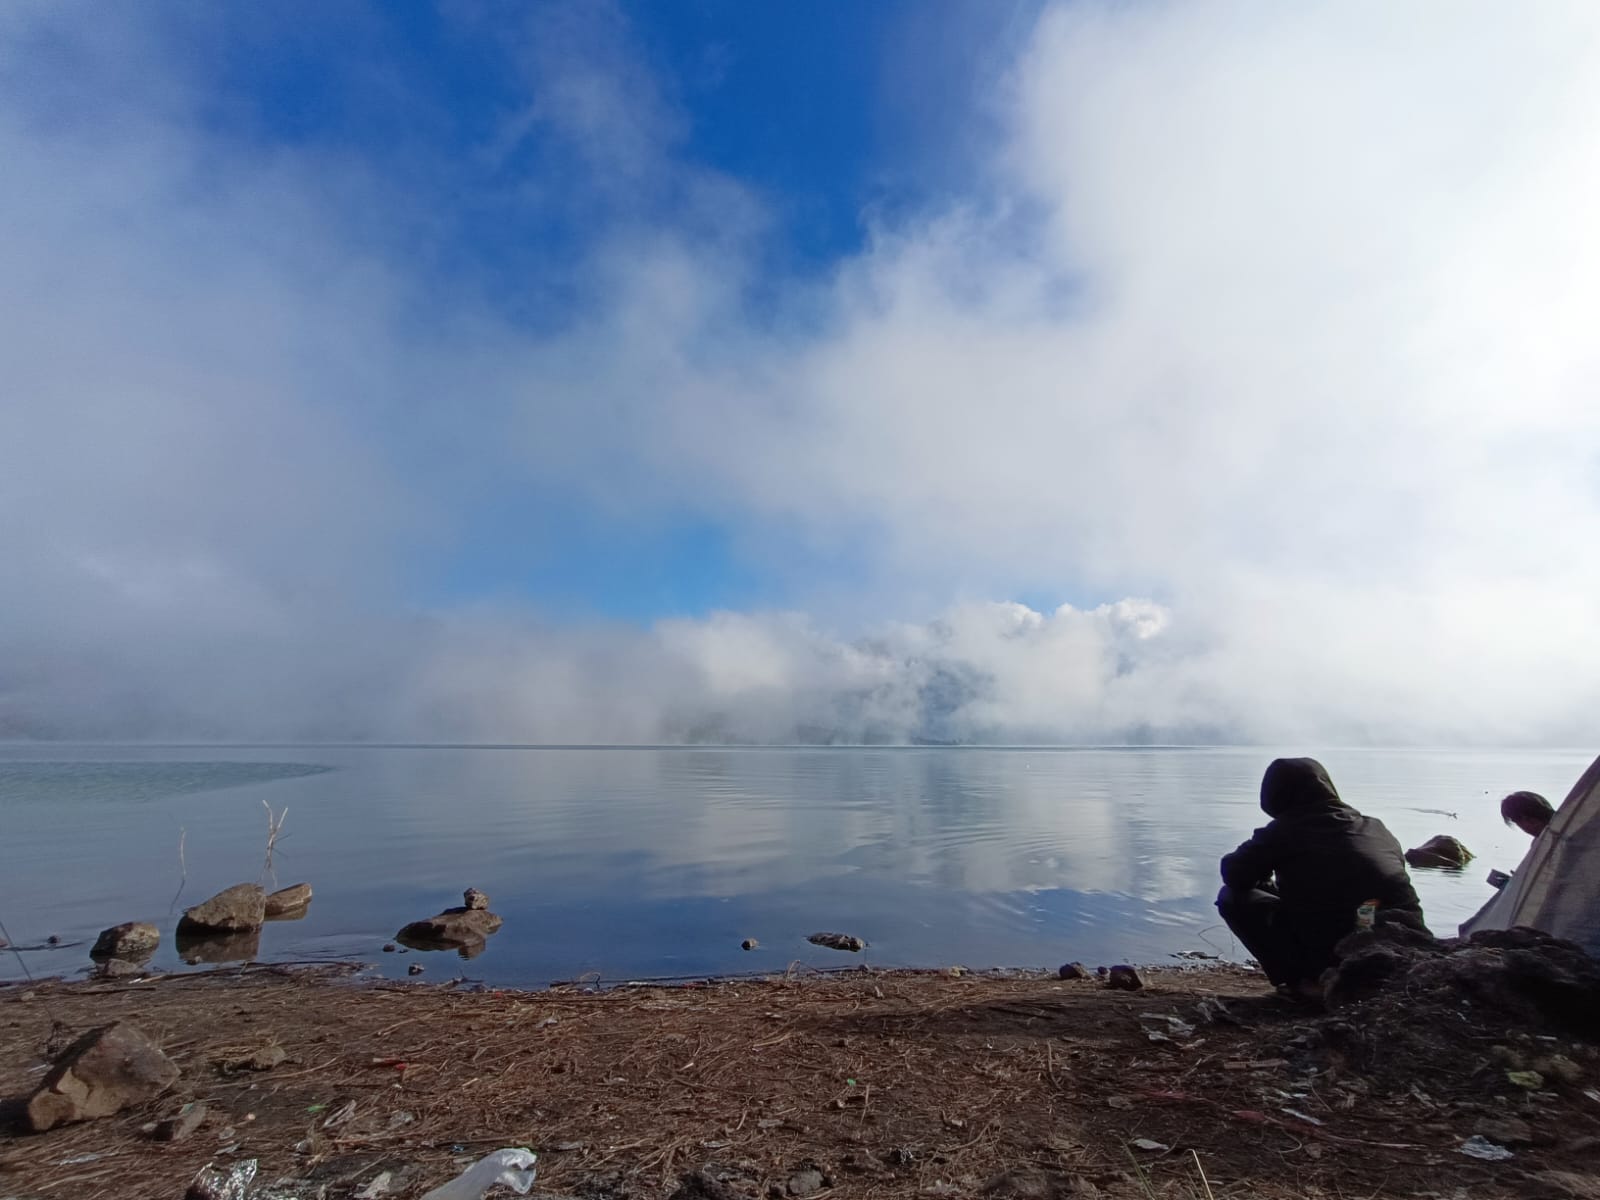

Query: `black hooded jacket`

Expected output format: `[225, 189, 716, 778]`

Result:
[1219, 757, 1422, 918]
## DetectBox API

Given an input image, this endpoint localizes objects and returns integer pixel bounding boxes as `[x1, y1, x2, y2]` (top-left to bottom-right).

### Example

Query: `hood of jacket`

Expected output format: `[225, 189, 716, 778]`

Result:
[1259, 757, 1346, 818]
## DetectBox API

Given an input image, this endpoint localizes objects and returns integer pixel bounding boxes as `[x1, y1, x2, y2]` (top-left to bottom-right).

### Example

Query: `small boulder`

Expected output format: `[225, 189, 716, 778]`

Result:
[178, 883, 265, 934]
[808, 932, 866, 953]
[90, 922, 159, 963]
[26, 1021, 179, 1132]
[741, 938, 760, 951]
[1405, 835, 1474, 869]
[1058, 962, 1091, 980]
[264, 883, 313, 919]
[408, 963, 425, 976]
[463, 887, 490, 911]
[1106, 965, 1147, 991]
[92, 958, 151, 981]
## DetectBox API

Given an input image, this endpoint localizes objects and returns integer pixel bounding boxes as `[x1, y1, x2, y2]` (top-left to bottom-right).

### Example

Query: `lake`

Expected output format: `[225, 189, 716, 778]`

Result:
[0, 745, 1589, 987]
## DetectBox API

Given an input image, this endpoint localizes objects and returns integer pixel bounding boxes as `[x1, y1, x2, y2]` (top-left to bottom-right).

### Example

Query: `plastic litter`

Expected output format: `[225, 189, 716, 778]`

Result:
[1458, 1135, 1514, 1162]
[421, 1149, 538, 1200]
[1129, 1138, 1170, 1152]
[186, 1159, 259, 1200]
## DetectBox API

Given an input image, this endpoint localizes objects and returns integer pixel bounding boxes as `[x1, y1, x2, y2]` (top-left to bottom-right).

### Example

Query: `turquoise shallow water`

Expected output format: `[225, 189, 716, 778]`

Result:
[0, 745, 1588, 986]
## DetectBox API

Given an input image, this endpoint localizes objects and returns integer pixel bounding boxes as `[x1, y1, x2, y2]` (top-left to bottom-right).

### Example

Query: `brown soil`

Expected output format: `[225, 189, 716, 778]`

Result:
[1, 963, 1598, 1199]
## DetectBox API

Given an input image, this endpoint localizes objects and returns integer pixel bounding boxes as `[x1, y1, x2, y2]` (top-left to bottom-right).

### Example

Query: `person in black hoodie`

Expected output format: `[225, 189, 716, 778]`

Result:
[1217, 757, 1426, 997]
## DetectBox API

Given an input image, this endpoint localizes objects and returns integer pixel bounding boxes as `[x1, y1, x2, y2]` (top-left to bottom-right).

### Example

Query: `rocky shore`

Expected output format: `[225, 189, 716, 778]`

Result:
[3, 931, 1600, 1200]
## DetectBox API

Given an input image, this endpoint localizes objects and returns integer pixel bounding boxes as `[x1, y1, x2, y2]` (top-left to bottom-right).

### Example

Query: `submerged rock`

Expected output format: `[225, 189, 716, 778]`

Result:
[808, 932, 866, 953]
[26, 1021, 179, 1132]
[1405, 835, 1474, 869]
[178, 883, 265, 934]
[90, 921, 159, 963]
[264, 883, 313, 919]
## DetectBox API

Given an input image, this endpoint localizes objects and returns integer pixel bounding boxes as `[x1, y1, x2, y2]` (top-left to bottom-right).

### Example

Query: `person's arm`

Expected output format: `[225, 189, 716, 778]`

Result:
[1220, 824, 1279, 890]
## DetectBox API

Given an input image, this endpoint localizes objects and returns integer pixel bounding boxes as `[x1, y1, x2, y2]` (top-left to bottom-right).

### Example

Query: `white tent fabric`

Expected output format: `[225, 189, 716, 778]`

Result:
[1459, 752, 1600, 954]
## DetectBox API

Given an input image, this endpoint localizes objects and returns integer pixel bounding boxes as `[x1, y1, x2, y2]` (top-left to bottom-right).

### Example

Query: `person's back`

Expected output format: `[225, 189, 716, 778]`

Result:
[1218, 757, 1424, 994]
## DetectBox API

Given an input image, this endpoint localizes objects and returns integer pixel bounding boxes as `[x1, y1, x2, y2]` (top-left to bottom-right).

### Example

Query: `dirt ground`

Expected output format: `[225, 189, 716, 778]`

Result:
[1, 963, 1598, 1200]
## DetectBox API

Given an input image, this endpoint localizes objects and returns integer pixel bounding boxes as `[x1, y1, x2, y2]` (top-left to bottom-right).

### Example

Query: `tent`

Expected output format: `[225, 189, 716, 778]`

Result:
[1460, 751, 1600, 955]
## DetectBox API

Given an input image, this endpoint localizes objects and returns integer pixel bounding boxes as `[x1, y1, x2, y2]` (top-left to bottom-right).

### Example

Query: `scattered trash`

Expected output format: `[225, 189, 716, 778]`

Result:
[1281, 1108, 1325, 1126]
[420, 1148, 538, 1200]
[186, 1159, 259, 1200]
[321, 1099, 358, 1129]
[1105, 1096, 1134, 1110]
[1129, 1138, 1169, 1152]
[1506, 1070, 1544, 1090]
[808, 932, 866, 953]
[56, 1152, 105, 1166]
[1139, 1013, 1196, 1038]
[1458, 1135, 1515, 1162]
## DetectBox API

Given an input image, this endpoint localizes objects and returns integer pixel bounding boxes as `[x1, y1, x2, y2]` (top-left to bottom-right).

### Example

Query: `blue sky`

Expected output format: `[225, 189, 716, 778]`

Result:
[3, 1, 1598, 743]
[139, 0, 1039, 621]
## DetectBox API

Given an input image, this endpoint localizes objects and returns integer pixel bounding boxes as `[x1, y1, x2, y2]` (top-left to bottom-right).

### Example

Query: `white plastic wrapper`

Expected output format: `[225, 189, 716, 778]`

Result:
[421, 1149, 539, 1200]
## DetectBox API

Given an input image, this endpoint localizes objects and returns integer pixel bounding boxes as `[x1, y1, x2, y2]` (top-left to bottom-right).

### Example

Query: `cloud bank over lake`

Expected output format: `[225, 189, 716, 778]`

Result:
[2, 2, 1597, 745]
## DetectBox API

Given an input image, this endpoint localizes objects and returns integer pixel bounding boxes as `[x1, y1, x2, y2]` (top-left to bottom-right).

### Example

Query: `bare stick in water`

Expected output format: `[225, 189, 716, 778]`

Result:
[261, 800, 289, 886]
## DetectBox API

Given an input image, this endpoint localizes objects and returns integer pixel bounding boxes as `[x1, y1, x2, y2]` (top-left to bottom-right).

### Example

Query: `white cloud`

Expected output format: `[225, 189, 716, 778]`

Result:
[2, 2, 1598, 745]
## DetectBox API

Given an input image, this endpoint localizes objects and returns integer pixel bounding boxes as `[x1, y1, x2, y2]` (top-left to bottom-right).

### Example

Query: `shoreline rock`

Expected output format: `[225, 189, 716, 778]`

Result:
[90, 921, 159, 963]
[26, 1021, 179, 1132]
[177, 883, 266, 934]
[264, 883, 313, 919]
[397, 889, 503, 955]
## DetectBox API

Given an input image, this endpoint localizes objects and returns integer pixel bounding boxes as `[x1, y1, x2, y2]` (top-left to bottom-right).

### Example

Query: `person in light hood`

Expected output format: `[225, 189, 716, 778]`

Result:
[1217, 757, 1426, 999]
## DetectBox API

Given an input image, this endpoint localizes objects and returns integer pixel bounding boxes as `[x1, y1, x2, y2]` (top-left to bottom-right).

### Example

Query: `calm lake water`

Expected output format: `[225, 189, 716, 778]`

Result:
[0, 745, 1590, 987]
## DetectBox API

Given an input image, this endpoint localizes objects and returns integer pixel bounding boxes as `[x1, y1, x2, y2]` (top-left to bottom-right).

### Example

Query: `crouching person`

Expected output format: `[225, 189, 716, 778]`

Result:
[1217, 757, 1427, 1000]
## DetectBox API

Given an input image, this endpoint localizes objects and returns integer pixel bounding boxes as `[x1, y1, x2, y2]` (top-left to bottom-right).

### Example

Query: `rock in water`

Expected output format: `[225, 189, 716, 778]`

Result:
[1405, 835, 1474, 869]
[397, 905, 503, 951]
[264, 883, 313, 918]
[808, 932, 866, 952]
[741, 938, 760, 951]
[178, 883, 266, 933]
[463, 887, 490, 911]
[90, 921, 159, 962]
[1106, 965, 1147, 991]
[26, 1021, 180, 1131]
